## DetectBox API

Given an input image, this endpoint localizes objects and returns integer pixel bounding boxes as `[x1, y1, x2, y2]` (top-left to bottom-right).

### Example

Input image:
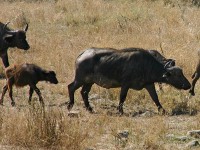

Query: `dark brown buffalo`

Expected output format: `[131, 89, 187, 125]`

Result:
[0, 22, 30, 67]
[189, 50, 200, 96]
[67, 47, 191, 114]
[0, 63, 58, 106]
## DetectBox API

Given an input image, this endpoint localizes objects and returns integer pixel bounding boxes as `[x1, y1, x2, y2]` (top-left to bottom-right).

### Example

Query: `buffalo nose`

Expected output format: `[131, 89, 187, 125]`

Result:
[25, 45, 30, 50]
[183, 83, 191, 90]
[54, 80, 58, 84]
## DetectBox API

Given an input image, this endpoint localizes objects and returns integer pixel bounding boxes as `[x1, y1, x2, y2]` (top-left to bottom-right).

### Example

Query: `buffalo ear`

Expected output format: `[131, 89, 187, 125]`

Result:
[3, 34, 14, 44]
[170, 60, 176, 66]
[49, 71, 56, 76]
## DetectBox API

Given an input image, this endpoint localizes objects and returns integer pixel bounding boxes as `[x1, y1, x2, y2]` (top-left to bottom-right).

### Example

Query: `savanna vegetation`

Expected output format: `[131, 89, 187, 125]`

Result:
[0, 0, 200, 149]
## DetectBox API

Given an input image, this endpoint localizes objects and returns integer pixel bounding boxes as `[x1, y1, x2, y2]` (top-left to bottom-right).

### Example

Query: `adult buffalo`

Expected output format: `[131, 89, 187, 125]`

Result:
[0, 22, 30, 67]
[68, 47, 191, 114]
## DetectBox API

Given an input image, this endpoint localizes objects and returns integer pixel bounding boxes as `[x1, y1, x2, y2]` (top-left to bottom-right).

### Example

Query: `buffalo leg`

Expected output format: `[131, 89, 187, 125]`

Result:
[28, 87, 34, 105]
[158, 83, 164, 92]
[118, 86, 129, 115]
[189, 73, 199, 96]
[0, 85, 8, 105]
[31, 85, 44, 107]
[80, 83, 93, 112]
[68, 81, 82, 111]
[8, 85, 15, 106]
[1, 53, 9, 68]
[145, 84, 165, 114]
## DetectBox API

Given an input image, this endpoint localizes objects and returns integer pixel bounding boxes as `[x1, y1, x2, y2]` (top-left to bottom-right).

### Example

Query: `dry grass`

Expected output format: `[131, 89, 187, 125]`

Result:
[0, 0, 199, 149]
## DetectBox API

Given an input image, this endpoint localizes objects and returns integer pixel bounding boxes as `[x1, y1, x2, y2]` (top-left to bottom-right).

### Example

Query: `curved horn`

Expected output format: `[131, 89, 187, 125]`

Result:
[3, 22, 10, 31]
[24, 23, 28, 32]
[164, 60, 175, 69]
[164, 61, 171, 69]
[3, 22, 15, 35]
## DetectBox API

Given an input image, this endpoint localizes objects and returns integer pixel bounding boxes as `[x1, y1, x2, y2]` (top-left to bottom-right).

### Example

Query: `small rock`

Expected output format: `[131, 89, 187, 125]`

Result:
[187, 130, 200, 138]
[175, 136, 190, 141]
[68, 111, 79, 118]
[186, 140, 200, 148]
[166, 134, 175, 139]
[140, 111, 155, 117]
[117, 130, 129, 138]
[132, 112, 139, 117]
[132, 111, 142, 117]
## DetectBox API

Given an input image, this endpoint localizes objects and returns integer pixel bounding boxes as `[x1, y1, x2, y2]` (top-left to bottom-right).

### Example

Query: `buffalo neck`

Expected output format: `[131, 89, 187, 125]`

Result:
[143, 61, 166, 83]
[38, 71, 48, 82]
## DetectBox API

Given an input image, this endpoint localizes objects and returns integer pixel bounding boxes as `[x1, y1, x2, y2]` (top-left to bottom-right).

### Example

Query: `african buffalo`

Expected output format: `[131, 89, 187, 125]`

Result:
[189, 50, 200, 96]
[0, 22, 30, 67]
[67, 47, 191, 114]
[0, 63, 58, 106]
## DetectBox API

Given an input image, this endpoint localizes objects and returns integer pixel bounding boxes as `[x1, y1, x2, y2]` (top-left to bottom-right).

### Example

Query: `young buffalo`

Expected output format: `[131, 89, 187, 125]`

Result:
[0, 63, 58, 106]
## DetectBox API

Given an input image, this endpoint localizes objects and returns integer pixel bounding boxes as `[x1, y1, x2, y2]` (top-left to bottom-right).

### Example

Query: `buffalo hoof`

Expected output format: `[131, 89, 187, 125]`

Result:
[189, 90, 195, 96]
[67, 102, 74, 111]
[11, 101, 16, 107]
[28, 100, 32, 105]
[158, 107, 166, 115]
[117, 112, 124, 117]
[86, 106, 94, 113]
[41, 102, 45, 108]
[117, 106, 124, 116]
[117, 108, 124, 116]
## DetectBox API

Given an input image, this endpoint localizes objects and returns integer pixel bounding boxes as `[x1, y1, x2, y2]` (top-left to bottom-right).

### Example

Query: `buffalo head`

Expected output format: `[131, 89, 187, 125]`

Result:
[45, 71, 58, 84]
[163, 66, 191, 90]
[3, 22, 30, 50]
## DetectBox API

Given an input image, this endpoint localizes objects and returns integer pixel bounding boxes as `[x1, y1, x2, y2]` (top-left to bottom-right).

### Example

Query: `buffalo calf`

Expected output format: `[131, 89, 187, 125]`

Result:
[189, 50, 200, 96]
[0, 63, 58, 106]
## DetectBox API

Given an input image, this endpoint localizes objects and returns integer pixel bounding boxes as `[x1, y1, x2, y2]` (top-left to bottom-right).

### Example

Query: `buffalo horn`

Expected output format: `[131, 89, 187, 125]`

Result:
[3, 22, 10, 32]
[24, 23, 28, 32]
[164, 60, 175, 69]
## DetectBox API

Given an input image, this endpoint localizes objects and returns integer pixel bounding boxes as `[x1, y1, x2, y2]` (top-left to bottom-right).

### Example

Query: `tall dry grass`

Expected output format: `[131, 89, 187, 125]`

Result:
[0, 0, 199, 149]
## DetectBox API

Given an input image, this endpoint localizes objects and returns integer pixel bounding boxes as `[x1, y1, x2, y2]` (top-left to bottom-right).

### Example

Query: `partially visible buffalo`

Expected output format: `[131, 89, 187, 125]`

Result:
[0, 63, 58, 106]
[189, 50, 200, 96]
[0, 22, 30, 67]
[67, 47, 191, 114]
